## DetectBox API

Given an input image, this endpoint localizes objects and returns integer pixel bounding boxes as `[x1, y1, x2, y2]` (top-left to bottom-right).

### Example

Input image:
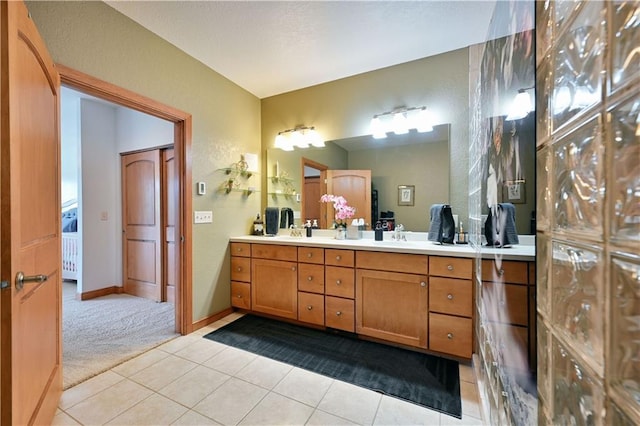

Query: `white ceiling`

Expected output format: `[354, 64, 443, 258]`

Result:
[104, 1, 524, 99]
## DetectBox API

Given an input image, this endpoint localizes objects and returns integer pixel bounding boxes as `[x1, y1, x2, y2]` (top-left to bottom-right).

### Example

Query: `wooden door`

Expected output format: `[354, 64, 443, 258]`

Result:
[321, 170, 371, 229]
[303, 176, 320, 223]
[162, 148, 177, 304]
[0, 1, 62, 424]
[122, 150, 162, 301]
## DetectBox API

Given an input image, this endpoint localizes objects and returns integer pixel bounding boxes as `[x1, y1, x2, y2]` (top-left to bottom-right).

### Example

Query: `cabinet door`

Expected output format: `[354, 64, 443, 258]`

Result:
[356, 269, 428, 348]
[251, 259, 298, 319]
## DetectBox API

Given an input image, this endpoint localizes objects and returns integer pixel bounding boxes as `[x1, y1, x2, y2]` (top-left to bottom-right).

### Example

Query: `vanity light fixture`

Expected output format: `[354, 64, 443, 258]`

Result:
[275, 125, 324, 151]
[370, 106, 433, 139]
[506, 86, 535, 121]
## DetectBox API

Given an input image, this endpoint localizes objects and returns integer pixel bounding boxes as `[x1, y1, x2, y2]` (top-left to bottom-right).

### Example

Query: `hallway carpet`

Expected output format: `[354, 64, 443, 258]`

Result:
[63, 281, 178, 389]
[204, 314, 462, 418]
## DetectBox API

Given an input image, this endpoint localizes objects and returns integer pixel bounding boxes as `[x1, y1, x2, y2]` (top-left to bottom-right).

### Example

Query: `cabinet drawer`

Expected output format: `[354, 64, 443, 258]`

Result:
[325, 249, 354, 267]
[231, 282, 251, 309]
[482, 260, 528, 284]
[356, 251, 427, 275]
[492, 323, 528, 370]
[482, 282, 528, 326]
[230, 242, 251, 257]
[298, 247, 324, 264]
[252, 244, 297, 261]
[298, 292, 325, 326]
[325, 266, 355, 299]
[325, 296, 355, 332]
[231, 257, 251, 282]
[429, 277, 472, 317]
[298, 263, 325, 294]
[429, 256, 472, 279]
[429, 313, 472, 358]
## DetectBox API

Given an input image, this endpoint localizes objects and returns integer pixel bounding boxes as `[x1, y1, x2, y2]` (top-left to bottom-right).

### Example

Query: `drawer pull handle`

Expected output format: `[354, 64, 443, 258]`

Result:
[307, 253, 313, 258]
[336, 311, 342, 316]
[447, 265, 454, 271]
[307, 276, 313, 281]
[236, 294, 242, 298]
[236, 267, 242, 272]
[420, 281, 426, 287]
[447, 332, 454, 340]
[237, 248, 242, 252]
[336, 255, 342, 261]
[447, 293, 453, 300]
[307, 305, 313, 311]
[336, 279, 342, 285]
[291, 266, 296, 272]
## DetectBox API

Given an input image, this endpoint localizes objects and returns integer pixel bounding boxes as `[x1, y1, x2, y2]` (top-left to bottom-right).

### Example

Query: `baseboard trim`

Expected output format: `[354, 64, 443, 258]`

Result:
[192, 308, 234, 332]
[78, 286, 124, 301]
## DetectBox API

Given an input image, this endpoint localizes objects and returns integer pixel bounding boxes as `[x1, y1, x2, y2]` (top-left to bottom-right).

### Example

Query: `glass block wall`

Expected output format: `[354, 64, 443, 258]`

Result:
[536, 1, 639, 424]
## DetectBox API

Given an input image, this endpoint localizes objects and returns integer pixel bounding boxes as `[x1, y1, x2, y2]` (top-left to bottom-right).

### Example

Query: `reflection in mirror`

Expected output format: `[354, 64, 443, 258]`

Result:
[267, 124, 451, 232]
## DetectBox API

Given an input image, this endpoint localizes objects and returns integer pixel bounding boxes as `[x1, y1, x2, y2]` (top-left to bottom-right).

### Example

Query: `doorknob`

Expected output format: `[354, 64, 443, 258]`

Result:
[15, 271, 47, 290]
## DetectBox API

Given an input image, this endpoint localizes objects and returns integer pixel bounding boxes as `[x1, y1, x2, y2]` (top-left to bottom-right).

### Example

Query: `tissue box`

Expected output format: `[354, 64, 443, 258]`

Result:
[346, 225, 362, 240]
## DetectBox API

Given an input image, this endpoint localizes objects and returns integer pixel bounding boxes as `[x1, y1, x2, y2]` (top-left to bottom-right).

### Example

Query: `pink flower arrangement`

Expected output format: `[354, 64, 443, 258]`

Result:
[320, 194, 356, 227]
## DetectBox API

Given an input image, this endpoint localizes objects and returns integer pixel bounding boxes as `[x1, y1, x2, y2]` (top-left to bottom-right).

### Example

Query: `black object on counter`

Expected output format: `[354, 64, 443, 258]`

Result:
[374, 221, 383, 241]
[306, 226, 312, 237]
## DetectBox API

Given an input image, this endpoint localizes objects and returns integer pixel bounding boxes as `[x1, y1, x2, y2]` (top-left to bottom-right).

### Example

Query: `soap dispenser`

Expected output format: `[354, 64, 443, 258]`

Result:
[375, 221, 383, 241]
[252, 213, 264, 236]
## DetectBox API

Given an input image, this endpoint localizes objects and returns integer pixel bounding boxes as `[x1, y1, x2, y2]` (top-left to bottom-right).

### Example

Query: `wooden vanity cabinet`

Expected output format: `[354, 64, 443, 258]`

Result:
[230, 243, 251, 310]
[324, 249, 355, 332]
[297, 247, 325, 326]
[251, 245, 298, 319]
[428, 256, 473, 359]
[355, 252, 428, 348]
[481, 259, 535, 371]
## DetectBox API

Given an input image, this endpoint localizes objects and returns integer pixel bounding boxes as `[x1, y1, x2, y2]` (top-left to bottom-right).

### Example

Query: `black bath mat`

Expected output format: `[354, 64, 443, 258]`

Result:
[204, 314, 461, 418]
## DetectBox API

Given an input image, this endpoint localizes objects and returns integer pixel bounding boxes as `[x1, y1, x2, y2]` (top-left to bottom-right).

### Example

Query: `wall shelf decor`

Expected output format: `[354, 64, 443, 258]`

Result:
[217, 155, 258, 195]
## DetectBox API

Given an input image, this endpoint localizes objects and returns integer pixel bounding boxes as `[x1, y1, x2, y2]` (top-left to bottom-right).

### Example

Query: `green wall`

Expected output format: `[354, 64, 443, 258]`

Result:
[26, 1, 262, 322]
[261, 48, 470, 222]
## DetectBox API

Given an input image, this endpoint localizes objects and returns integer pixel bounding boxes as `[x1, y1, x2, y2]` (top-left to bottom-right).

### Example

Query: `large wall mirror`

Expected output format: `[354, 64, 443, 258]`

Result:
[266, 124, 451, 232]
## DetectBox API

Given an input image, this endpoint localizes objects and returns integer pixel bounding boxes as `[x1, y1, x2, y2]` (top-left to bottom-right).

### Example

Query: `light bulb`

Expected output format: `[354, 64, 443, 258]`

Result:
[291, 130, 308, 148]
[415, 108, 433, 132]
[392, 112, 409, 134]
[307, 128, 325, 147]
[370, 116, 387, 139]
[506, 89, 533, 121]
[275, 133, 293, 151]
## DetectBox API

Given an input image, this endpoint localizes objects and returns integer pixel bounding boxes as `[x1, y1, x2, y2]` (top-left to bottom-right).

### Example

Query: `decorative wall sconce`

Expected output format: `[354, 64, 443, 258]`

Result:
[274, 125, 324, 151]
[506, 86, 535, 121]
[370, 106, 433, 139]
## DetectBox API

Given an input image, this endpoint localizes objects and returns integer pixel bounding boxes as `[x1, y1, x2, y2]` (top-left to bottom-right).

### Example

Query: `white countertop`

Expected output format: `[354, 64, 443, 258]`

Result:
[230, 231, 535, 261]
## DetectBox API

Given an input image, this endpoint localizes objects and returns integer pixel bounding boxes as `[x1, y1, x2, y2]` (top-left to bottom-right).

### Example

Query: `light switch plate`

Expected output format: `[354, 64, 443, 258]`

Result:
[194, 210, 213, 223]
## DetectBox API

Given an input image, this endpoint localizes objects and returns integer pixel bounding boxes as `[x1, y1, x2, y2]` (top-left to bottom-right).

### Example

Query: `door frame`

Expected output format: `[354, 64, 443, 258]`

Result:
[300, 157, 327, 228]
[57, 64, 193, 334]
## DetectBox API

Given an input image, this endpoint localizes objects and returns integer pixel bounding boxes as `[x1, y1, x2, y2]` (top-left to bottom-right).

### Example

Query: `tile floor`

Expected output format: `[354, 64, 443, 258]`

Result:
[53, 313, 484, 425]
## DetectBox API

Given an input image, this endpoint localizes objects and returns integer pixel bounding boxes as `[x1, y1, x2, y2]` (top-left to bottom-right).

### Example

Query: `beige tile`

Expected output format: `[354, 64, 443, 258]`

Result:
[373, 395, 441, 425]
[306, 409, 358, 425]
[66, 378, 153, 425]
[111, 348, 170, 377]
[459, 364, 477, 384]
[440, 413, 484, 425]
[172, 410, 222, 425]
[129, 354, 198, 391]
[192, 377, 268, 425]
[174, 338, 227, 364]
[235, 355, 293, 389]
[159, 365, 231, 408]
[59, 370, 124, 410]
[239, 392, 314, 425]
[273, 367, 334, 407]
[203, 346, 257, 375]
[317, 380, 382, 425]
[106, 393, 188, 425]
[157, 334, 202, 353]
[460, 381, 482, 420]
[51, 411, 81, 425]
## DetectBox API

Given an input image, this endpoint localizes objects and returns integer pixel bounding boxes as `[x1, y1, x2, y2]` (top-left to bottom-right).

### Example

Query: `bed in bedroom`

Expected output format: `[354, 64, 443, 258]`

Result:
[62, 204, 78, 280]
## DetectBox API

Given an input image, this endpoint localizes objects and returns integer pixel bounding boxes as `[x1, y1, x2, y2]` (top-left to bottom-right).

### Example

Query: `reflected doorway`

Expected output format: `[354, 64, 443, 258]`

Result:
[301, 158, 327, 226]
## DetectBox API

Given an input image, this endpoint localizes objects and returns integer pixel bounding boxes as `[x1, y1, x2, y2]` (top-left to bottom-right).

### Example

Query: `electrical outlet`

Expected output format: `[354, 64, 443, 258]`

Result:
[194, 210, 213, 223]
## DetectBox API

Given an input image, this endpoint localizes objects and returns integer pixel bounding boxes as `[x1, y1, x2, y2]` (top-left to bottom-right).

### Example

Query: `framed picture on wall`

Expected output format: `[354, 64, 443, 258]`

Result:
[397, 185, 415, 206]
[503, 181, 526, 203]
